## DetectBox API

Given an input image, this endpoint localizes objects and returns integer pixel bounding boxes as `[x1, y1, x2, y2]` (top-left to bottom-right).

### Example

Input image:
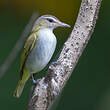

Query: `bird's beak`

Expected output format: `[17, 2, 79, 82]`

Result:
[58, 21, 71, 28]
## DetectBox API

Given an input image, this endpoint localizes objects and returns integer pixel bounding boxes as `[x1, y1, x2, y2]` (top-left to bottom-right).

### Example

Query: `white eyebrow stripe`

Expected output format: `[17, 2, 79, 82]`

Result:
[44, 16, 57, 22]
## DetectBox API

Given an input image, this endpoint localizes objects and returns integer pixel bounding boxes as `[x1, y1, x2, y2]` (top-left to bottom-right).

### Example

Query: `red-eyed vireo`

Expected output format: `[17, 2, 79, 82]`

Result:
[13, 15, 70, 98]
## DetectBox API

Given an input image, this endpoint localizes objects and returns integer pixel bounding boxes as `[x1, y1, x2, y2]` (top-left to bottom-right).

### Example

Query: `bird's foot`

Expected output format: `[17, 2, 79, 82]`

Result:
[30, 72, 39, 84]
[51, 61, 60, 66]
[32, 79, 37, 84]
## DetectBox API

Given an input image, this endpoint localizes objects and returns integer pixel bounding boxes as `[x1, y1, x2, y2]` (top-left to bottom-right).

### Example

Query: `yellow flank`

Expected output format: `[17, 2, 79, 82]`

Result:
[13, 66, 30, 98]
[13, 32, 38, 98]
[20, 33, 38, 78]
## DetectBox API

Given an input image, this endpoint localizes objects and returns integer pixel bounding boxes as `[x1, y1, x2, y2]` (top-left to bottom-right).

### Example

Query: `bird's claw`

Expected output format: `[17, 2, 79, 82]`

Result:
[31, 72, 39, 84]
[51, 61, 59, 66]
[32, 79, 37, 84]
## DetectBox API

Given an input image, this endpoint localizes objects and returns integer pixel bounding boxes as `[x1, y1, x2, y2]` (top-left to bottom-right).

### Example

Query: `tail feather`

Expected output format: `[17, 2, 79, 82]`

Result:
[13, 66, 30, 98]
[13, 80, 25, 98]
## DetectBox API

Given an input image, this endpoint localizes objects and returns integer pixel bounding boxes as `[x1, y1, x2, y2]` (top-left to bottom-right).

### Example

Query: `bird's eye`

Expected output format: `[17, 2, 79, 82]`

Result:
[47, 18, 54, 22]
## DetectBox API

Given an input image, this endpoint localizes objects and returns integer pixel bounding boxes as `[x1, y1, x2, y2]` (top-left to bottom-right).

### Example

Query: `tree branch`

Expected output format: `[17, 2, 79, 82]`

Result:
[27, 0, 102, 110]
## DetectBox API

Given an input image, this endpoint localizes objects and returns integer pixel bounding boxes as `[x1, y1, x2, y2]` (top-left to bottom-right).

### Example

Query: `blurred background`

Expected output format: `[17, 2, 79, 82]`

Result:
[0, 0, 110, 110]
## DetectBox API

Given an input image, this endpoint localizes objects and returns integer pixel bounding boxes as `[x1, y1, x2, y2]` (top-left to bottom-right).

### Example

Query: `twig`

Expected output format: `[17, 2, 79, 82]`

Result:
[0, 12, 39, 78]
[27, 0, 102, 109]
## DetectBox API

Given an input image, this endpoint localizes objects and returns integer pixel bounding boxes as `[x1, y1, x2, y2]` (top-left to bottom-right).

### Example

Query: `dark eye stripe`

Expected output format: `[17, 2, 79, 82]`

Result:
[47, 18, 53, 22]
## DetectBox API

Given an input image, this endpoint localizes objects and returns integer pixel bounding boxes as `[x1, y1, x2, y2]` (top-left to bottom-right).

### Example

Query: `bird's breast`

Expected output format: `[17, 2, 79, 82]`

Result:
[26, 29, 57, 73]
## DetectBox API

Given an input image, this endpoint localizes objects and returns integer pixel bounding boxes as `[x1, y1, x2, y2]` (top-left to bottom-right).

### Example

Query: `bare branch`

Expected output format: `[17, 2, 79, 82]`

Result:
[0, 12, 39, 78]
[27, 0, 102, 109]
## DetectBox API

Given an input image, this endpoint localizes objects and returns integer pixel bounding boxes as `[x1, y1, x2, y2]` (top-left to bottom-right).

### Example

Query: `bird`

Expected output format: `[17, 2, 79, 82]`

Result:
[13, 14, 70, 98]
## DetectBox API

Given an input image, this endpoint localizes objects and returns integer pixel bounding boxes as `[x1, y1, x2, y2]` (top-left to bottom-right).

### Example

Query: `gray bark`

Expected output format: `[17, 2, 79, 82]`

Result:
[27, 0, 102, 110]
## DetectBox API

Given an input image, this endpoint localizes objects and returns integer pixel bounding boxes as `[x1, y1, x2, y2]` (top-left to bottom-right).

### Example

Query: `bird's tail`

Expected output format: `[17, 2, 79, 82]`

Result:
[13, 80, 26, 98]
[13, 67, 30, 98]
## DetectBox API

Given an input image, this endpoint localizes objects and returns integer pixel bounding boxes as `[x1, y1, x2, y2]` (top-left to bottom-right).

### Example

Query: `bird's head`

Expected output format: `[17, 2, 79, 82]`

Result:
[33, 15, 70, 30]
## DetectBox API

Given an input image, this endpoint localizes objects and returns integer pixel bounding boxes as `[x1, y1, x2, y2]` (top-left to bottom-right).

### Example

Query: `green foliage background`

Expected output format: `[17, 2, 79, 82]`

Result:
[0, 0, 110, 110]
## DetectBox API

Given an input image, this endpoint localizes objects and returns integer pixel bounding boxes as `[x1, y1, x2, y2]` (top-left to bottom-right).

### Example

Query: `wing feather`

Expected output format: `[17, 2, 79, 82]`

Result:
[20, 32, 38, 79]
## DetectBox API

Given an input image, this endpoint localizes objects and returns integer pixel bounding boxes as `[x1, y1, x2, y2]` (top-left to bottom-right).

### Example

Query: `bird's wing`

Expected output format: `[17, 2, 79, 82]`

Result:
[20, 32, 38, 79]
